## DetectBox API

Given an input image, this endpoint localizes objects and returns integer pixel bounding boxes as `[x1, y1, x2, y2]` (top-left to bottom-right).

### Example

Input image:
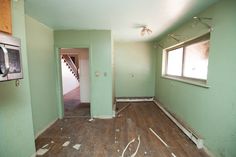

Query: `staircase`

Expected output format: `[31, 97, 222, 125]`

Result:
[61, 54, 79, 81]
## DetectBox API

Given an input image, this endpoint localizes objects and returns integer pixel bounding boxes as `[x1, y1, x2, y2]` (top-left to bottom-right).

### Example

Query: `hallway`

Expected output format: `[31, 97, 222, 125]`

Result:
[64, 87, 90, 117]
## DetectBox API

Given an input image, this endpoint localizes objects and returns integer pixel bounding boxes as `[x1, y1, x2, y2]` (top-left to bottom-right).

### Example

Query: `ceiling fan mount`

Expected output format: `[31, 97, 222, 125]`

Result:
[140, 26, 152, 36]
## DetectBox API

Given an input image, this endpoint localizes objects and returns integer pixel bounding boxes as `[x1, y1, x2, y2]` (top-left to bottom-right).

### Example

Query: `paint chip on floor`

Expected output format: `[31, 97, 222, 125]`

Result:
[62, 141, 70, 147]
[117, 114, 123, 118]
[36, 148, 49, 156]
[88, 118, 94, 122]
[73, 144, 81, 150]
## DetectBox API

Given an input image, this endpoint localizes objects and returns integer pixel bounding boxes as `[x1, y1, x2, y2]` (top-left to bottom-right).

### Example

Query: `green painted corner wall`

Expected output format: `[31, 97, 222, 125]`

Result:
[155, 0, 236, 157]
[0, 1, 35, 157]
[114, 42, 155, 97]
[54, 30, 113, 117]
[25, 15, 58, 136]
[112, 37, 116, 110]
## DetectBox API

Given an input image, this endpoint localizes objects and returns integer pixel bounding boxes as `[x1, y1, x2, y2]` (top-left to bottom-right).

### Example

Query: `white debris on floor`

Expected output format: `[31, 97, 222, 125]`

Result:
[73, 144, 81, 150]
[129, 147, 132, 151]
[36, 148, 49, 156]
[121, 138, 136, 157]
[41, 144, 49, 149]
[130, 136, 141, 157]
[149, 128, 169, 148]
[62, 141, 70, 147]
[149, 128, 177, 157]
[120, 135, 141, 157]
[88, 118, 94, 122]
[116, 104, 131, 115]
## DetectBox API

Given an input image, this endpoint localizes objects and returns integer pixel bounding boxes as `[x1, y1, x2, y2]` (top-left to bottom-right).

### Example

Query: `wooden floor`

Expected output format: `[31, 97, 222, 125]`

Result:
[35, 102, 209, 157]
[63, 87, 90, 117]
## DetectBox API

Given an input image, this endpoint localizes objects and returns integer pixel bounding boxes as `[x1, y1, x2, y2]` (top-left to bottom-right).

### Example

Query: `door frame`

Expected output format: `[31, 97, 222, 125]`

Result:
[55, 45, 92, 119]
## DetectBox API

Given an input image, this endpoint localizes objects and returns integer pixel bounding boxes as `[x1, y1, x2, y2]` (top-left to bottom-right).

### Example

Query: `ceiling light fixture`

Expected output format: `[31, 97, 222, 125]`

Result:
[140, 26, 152, 36]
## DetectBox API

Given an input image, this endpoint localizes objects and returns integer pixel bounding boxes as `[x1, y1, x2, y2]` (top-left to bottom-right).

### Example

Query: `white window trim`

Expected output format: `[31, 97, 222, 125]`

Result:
[162, 32, 211, 88]
[161, 75, 210, 88]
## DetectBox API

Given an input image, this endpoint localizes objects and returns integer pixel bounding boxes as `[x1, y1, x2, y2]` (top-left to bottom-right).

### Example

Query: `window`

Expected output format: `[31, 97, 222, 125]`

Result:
[166, 48, 183, 76]
[163, 33, 210, 83]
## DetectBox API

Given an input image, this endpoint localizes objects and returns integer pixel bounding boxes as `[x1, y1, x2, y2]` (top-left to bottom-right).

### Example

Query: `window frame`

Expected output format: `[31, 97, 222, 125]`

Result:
[163, 33, 210, 84]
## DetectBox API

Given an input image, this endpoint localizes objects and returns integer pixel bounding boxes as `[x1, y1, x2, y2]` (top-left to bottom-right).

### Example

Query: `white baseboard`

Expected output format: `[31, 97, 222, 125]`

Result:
[92, 115, 113, 119]
[153, 100, 204, 149]
[113, 103, 117, 117]
[116, 97, 154, 102]
[203, 146, 215, 157]
[34, 118, 58, 140]
[80, 101, 90, 103]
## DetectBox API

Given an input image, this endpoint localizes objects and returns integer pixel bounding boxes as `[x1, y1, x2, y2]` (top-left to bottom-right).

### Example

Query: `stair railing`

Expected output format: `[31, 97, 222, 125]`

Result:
[62, 54, 79, 81]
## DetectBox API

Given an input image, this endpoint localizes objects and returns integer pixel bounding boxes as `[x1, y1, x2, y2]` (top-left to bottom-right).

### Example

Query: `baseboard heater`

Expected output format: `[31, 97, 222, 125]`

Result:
[116, 97, 154, 102]
[153, 100, 204, 149]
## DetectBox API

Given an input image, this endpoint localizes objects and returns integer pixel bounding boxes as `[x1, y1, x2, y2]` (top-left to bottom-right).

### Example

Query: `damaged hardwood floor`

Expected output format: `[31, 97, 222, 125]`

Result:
[35, 102, 209, 157]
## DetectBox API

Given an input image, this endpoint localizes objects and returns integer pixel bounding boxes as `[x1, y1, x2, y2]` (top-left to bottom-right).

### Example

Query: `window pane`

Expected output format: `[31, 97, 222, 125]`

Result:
[183, 40, 209, 80]
[166, 48, 183, 76]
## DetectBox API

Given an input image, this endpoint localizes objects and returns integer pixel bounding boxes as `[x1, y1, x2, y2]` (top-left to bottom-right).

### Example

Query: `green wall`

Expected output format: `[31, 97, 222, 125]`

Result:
[112, 38, 116, 111]
[114, 42, 155, 97]
[25, 15, 58, 136]
[155, 0, 236, 157]
[0, 1, 35, 157]
[54, 30, 113, 117]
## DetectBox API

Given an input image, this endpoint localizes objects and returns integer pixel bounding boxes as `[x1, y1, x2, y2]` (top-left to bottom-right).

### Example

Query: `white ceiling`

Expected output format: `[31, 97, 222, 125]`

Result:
[25, 0, 218, 41]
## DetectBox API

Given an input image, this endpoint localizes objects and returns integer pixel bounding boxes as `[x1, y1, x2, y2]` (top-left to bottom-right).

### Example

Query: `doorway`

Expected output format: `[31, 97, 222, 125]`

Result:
[60, 48, 90, 117]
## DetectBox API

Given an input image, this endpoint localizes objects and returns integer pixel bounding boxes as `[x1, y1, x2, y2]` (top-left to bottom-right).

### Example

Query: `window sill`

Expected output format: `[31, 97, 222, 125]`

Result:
[161, 76, 210, 88]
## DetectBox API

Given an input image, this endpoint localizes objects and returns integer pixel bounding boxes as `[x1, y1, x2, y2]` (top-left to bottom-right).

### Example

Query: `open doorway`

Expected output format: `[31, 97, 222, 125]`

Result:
[60, 48, 90, 117]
